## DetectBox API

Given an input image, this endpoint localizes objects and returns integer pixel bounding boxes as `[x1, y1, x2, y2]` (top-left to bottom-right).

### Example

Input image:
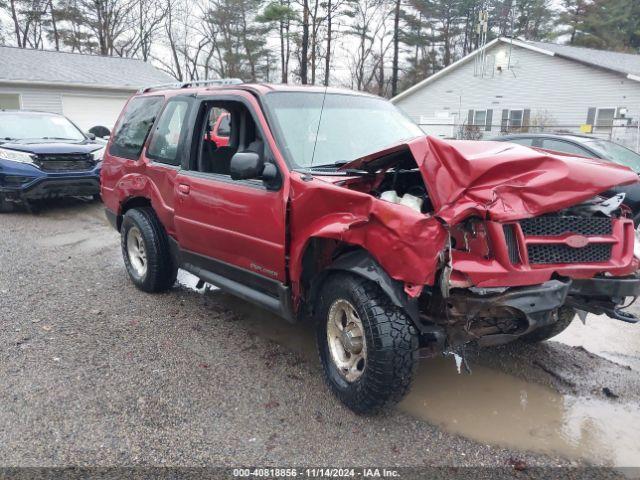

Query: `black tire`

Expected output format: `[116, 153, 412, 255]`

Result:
[0, 193, 14, 213]
[120, 207, 177, 292]
[520, 306, 575, 343]
[315, 273, 419, 414]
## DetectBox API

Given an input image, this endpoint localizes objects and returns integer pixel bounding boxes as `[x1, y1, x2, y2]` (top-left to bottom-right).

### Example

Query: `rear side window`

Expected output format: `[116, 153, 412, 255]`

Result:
[507, 137, 534, 147]
[147, 99, 191, 166]
[109, 96, 164, 160]
[542, 139, 593, 157]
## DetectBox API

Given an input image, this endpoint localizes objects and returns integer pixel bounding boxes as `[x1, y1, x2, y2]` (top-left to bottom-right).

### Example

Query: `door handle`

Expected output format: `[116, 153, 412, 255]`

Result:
[178, 183, 191, 195]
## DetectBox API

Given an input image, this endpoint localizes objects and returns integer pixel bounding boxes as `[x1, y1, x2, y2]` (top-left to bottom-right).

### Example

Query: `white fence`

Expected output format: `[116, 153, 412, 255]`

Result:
[420, 122, 640, 153]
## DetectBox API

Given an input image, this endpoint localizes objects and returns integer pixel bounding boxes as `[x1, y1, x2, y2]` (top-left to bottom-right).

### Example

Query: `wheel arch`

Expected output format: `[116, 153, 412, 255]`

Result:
[115, 196, 152, 231]
[300, 239, 420, 325]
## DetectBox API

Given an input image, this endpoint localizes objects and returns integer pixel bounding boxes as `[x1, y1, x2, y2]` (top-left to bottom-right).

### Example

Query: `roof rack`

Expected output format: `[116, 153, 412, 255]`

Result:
[138, 78, 243, 93]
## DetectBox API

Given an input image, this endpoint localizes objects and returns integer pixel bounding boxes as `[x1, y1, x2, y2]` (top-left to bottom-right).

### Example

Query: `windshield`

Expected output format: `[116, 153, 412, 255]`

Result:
[584, 139, 640, 172]
[264, 92, 423, 168]
[0, 113, 85, 142]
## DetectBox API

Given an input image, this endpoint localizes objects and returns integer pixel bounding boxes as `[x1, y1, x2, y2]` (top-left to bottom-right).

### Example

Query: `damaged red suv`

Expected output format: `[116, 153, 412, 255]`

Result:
[102, 82, 640, 413]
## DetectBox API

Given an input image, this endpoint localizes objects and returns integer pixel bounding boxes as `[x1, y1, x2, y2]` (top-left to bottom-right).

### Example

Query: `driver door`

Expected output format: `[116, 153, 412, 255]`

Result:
[173, 92, 288, 289]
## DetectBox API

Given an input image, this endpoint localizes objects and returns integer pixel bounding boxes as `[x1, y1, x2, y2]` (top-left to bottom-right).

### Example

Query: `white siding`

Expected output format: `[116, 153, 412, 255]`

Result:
[394, 43, 640, 141]
[20, 91, 63, 113]
[0, 83, 133, 129]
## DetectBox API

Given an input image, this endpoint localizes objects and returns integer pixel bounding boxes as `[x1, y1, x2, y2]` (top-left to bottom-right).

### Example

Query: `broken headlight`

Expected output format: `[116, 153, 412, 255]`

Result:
[451, 218, 491, 258]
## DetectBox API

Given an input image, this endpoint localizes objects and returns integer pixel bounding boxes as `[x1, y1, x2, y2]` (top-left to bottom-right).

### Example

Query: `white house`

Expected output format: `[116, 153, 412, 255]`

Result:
[392, 38, 640, 150]
[0, 46, 173, 131]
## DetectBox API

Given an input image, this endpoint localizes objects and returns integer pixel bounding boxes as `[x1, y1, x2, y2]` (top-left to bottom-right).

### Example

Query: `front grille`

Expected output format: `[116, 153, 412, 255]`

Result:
[35, 153, 95, 172]
[503, 225, 520, 264]
[527, 243, 612, 264]
[520, 216, 612, 236]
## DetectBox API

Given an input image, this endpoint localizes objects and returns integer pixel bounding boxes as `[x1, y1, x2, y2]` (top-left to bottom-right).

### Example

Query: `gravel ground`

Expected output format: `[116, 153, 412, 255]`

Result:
[1, 198, 638, 475]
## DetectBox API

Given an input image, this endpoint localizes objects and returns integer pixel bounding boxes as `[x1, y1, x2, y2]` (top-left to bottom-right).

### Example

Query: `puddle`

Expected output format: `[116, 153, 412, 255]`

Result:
[554, 313, 640, 371]
[178, 272, 640, 467]
[401, 358, 640, 467]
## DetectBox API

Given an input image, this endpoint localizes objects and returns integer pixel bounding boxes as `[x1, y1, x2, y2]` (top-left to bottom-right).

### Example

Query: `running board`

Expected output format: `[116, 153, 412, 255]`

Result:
[182, 262, 294, 322]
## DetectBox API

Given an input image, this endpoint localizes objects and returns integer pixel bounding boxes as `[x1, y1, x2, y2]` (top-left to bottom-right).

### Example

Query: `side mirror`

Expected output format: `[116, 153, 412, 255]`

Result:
[230, 152, 264, 180]
[89, 126, 111, 138]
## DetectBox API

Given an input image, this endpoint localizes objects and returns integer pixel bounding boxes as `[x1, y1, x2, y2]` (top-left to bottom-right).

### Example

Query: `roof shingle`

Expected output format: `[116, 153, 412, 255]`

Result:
[523, 40, 640, 77]
[0, 46, 174, 89]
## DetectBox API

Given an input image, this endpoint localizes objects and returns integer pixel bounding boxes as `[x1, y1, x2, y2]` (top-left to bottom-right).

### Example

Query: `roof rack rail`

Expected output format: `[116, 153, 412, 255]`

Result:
[138, 78, 243, 93]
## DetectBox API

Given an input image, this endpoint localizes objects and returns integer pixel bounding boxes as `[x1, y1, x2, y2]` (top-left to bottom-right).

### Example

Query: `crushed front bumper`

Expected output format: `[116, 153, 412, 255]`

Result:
[445, 279, 571, 347]
[566, 275, 640, 323]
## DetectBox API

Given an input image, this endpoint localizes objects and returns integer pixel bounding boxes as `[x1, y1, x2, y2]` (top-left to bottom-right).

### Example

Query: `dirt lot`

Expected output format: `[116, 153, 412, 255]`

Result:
[1, 199, 639, 474]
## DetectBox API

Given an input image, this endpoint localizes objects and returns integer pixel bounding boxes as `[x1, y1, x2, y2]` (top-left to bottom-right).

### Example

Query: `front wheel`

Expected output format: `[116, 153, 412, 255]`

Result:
[0, 193, 14, 213]
[120, 207, 177, 292]
[315, 273, 419, 414]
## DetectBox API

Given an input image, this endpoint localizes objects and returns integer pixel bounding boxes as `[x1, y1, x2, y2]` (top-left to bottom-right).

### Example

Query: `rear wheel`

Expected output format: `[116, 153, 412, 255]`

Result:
[121, 207, 177, 292]
[520, 306, 575, 343]
[316, 273, 419, 414]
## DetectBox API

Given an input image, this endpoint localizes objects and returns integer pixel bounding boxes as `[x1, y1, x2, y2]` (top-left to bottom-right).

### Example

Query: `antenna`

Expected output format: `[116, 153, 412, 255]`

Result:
[310, 85, 328, 168]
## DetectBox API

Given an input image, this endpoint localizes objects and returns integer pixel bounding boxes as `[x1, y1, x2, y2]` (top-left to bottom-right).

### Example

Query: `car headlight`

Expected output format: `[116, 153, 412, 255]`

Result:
[91, 146, 106, 162]
[0, 147, 35, 164]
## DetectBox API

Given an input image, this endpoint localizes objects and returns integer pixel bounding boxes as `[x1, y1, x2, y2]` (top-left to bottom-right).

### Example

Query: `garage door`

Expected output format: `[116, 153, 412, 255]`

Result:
[62, 95, 129, 132]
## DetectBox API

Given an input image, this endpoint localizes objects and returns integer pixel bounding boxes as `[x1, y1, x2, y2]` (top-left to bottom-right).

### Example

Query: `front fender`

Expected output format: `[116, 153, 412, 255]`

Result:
[288, 174, 448, 296]
[321, 250, 421, 325]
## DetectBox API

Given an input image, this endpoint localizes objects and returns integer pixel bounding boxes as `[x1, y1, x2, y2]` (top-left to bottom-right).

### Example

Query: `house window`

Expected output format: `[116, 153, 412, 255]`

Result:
[595, 108, 616, 132]
[473, 110, 487, 128]
[0, 93, 20, 110]
[508, 110, 523, 129]
[468, 109, 493, 132]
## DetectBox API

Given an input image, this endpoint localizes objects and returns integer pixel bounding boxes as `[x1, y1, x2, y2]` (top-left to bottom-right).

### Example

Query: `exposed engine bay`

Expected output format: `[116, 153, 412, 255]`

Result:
[293, 136, 640, 355]
[332, 151, 640, 352]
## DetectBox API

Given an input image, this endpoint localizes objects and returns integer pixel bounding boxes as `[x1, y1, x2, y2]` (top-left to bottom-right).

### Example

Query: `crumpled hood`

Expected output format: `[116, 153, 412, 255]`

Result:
[341, 136, 639, 224]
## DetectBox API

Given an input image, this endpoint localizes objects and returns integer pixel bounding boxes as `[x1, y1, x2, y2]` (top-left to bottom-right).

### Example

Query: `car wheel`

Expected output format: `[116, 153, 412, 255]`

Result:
[121, 207, 177, 292]
[315, 273, 419, 414]
[0, 193, 14, 213]
[520, 306, 575, 343]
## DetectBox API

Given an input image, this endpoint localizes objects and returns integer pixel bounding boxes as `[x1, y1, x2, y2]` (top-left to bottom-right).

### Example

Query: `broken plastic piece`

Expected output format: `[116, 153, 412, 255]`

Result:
[444, 350, 472, 375]
[576, 309, 588, 324]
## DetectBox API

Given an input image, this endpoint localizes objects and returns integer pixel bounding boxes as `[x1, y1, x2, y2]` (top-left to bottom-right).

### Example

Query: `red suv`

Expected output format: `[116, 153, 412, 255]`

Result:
[102, 82, 640, 413]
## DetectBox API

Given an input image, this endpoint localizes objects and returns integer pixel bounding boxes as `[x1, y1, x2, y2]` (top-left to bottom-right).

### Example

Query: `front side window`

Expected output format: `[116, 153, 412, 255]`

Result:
[197, 103, 267, 177]
[147, 100, 191, 165]
[109, 96, 164, 160]
[0, 112, 85, 141]
[585, 139, 640, 172]
[264, 92, 423, 168]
